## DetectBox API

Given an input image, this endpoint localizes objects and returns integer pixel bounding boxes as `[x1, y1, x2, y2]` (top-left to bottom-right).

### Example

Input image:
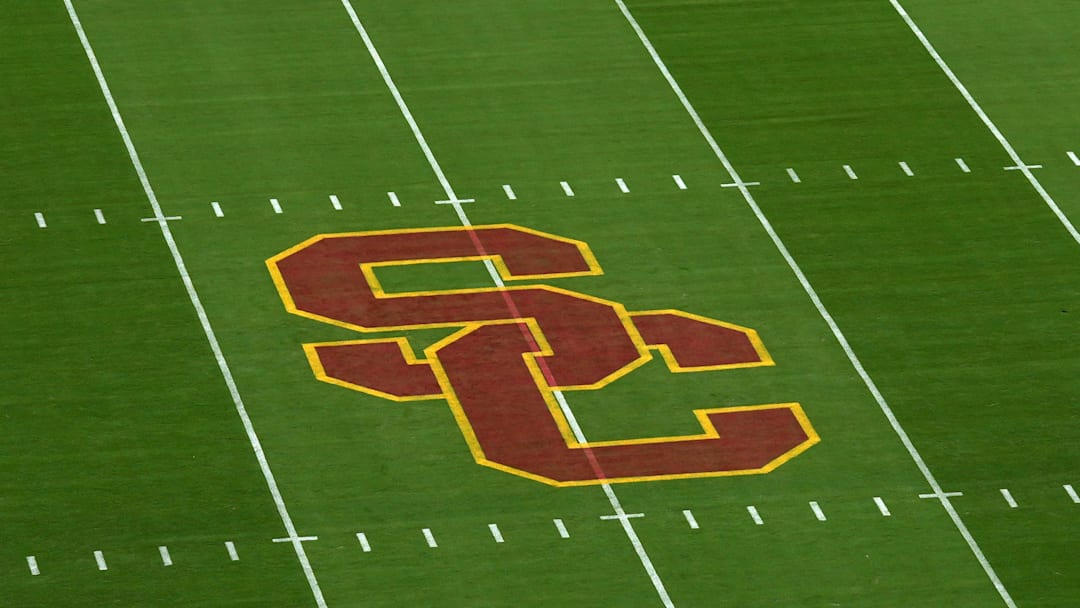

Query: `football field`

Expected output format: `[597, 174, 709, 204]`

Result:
[1, 1, 1078, 606]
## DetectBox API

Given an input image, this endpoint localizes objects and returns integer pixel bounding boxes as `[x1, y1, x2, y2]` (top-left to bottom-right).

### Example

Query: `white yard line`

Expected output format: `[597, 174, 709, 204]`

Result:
[682, 509, 699, 529]
[339, 2, 675, 605]
[63, 3, 326, 605]
[746, 506, 764, 525]
[553, 518, 570, 538]
[614, 2, 1016, 606]
[889, 0, 1080, 248]
[356, 532, 371, 552]
[1065, 484, 1080, 503]
[999, 489, 1018, 508]
[488, 523, 505, 543]
[422, 528, 438, 548]
[873, 496, 892, 517]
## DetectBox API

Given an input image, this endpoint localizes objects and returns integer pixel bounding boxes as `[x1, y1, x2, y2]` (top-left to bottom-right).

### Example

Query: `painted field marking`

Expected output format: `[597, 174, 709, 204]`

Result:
[340, 3, 674, 605]
[34, 212, 47, 228]
[159, 545, 173, 567]
[616, 177, 630, 193]
[26, 556, 39, 576]
[140, 216, 182, 223]
[488, 523, 505, 543]
[435, 197, 475, 206]
[600, 512, 645, 521]
[422, 528, 438, 548]
[617, 2, 1017, 605]
[843, 164, 859, 180]
[919, 491, 963, 499]
[388, 191, 401, 207]
[94, 550, 108, 571]
[746, 506, 764, 526]
[560, 180, 575, 197]
[682, 509, 699, 529]
[890, 0, 1080, 252]
[955, 157, 971, 173]
[899, 161, 914, 176]
[999, 489, 1018, 509]
[270, 198, 283, 214]
[224, 541, 239, 562]
[786, 167, 801, 183]
[809, 501, 827, 522]
[1065, 484, 1080, 503]
[356, 532, 371, 552]
[330, 194, 342, 210]
[502, 184, 517, 200]
[211, 201, 224, 217]
[874, 496, 892, 517]
[721, 180, 760, 188]
[672, 174, 687, 190]
[553, 519, 570, 539]
[1004, 164, 1042, 171]
[273, 535, 318, 544]
[1068, 151, 1079, 166]
[94, 208, 106, 224]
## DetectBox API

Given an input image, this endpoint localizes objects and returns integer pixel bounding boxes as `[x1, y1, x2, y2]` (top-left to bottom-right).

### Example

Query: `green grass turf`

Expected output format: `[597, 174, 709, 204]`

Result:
[1, 1, 1077, 606]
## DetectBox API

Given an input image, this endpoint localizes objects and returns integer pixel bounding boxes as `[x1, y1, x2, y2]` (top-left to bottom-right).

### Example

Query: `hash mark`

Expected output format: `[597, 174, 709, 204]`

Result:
[616, 178, 630, 193]
[34, 212, 47, 228]
[225, 541, 239, 561]
[786, 168, 801, 183]
[502, 184, 517, 200]
[560, 181, 575, 197]
[26, 556, 39, 576]
[422, 528, 438, 548]
[672, 174, 687, 190]
[999, 489, 1018, 508]
[843, 164, 859, 180]
[1068, 151, 1079, 166]
[873, 496, 891, 517]
[809, 501, 827, 521]
[747, 505, 764, 526]
[270, 198, 283, 214]
[388, 192, 401, 207]
[94, 550, 108, 571]
[488, 523, 504, 543]
[159, 545, 173, 566]
[356, 532, 371, 552]
[1065, 484, 1080, 503]
[553, 518, 570, 539]
[682, 509, 699, 529]
[211, 202, 224, 217]
[899, 161, 914, 176]
[94, 208, 106, 224]
[330, 195, 342, 211]
[955, 158, 971, 173]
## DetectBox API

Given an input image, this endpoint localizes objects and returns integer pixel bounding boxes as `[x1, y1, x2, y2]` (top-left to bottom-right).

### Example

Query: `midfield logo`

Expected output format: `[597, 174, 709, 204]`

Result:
[268, 225, 816, 486]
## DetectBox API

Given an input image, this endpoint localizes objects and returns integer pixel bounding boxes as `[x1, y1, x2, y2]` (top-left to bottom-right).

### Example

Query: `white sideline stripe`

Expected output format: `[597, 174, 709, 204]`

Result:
[225, 541, 239, 562]
[94, 208, 106, 224]
[899, 161, 914, 176]
[746, 506, 764, 526]
[553, 519, 570, 538]
[34, 212, 47, 228]
[502, 184, 517, 200]
[955, 157, 971, 173]
[809, 501, 827, 522]
[159, 545, 173, 566]
[94, 550, 107, 571]
[890, 0, 1079, 250]
[339, 3, 673, 605]
[672, 174, 687, 190]
[786, 167, 801, 183]
[999, 489, 1018, 509]
[616, 177, 630, 193]
[27, 556, 39, 576]
[63, 4, 327, 606]
[270, 198, 283, 214]
[874, 496, 892, 517]
[560, 180, 575, 197]
[488, 523, 505, 543]
[1065, 484, 1080, 503]
[1068, 151, 1079, 166]
[843, 164, 859, 180]
[387, 191, 401, 207]
[211, 201, 224, 217]
[682, 509, 699, 529]
[422, 528, 438, 548]
[330, 194, 342, 210]
[616, 2, 1015, 606]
